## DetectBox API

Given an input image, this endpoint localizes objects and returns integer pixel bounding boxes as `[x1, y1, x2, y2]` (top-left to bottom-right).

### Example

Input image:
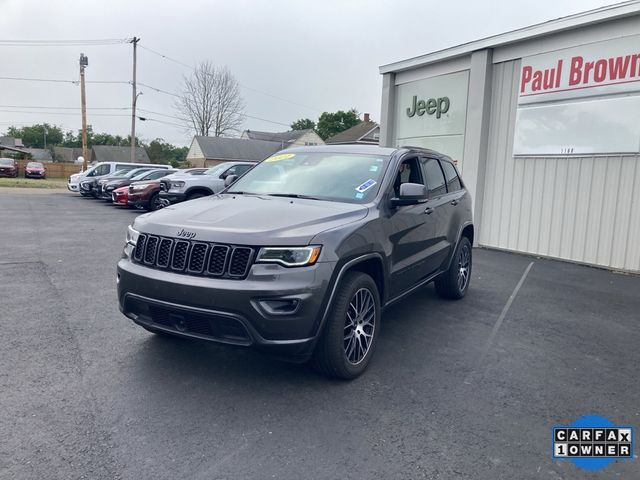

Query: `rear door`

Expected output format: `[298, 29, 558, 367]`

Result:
[419, 157, 453, 272]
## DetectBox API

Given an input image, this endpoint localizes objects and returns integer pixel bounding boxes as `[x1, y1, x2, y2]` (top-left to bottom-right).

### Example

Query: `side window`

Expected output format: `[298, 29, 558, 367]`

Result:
[146, 171, 166, 180]
[96, 164, 110, 176]
[440, 160, 462, 192]
[393, 158, 423, 197]
[235, 164, 252, 175]
[115, 164, 129, 171]
[421, 158, 447, 198]
[222, 166, 237, 178]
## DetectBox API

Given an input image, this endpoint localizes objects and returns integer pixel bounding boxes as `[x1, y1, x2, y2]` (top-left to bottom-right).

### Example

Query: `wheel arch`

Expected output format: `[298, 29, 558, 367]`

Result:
[313, 252, 387, 339]
[185, 186, 213, 198]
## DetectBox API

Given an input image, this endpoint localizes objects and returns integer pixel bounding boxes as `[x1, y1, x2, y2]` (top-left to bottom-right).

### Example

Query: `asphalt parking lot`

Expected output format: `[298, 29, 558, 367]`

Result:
[1, 188, 639, 480]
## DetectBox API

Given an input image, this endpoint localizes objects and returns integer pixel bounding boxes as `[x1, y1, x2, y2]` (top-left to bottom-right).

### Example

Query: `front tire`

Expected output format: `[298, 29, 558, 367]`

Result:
[434, 236, 472, 299]
[148, 192, 163, 211]
[312, 271, 380, 379]
[186, 192, 206, 201]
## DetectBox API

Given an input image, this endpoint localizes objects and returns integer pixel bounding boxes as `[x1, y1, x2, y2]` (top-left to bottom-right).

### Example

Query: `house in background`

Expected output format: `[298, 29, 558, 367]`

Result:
[186, 136, 283, 167]
[241, 129, 324, 148]
[325, 113, 380, 145]
[22, 148, 53, 162]
[91, 145, 150, 164]
[0, 136, 25, 149]
[54, 146, 85, 163]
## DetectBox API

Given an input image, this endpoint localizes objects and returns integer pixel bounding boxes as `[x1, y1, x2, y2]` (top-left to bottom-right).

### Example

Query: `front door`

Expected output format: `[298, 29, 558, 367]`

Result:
[384, 157, 435, 297]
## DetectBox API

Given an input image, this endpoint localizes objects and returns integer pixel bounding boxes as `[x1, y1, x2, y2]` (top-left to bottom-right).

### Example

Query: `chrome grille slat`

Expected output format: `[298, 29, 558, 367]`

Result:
[187, 243, 208, 273]
[144, 236, 159, 264]
[134, 234, 147, 261]
[207, 245, 229, 276]
[156, 238, 173, 267]
[171, 241, 190, 271]
[133, 235, 253, 279]
[229, 247, 253, 277]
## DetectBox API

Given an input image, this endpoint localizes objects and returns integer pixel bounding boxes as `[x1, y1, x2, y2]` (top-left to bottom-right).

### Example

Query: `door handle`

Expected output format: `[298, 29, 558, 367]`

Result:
[424, 207, 434, 215]
[450, 199, 459, 206]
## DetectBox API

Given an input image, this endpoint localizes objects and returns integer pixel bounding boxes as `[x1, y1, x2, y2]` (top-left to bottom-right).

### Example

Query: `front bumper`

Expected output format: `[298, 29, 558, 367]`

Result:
[159, 191, 186, 204]
[67, 183, 79, 192]
[127, 190, 150, 208]
[117, 256, 336, 360]
[25, 172, 45, 178]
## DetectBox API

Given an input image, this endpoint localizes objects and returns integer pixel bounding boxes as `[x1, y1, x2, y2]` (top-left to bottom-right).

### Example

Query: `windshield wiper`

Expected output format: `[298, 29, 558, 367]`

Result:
[265, 193, 322, 200]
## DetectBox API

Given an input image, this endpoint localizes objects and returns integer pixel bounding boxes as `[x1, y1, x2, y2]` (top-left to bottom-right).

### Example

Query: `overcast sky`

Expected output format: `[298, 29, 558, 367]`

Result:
[0, 0, 621, 146]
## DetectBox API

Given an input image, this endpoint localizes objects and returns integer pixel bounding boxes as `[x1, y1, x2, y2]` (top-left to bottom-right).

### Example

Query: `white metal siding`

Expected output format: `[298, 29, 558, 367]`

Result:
[480, 60, 640, 272]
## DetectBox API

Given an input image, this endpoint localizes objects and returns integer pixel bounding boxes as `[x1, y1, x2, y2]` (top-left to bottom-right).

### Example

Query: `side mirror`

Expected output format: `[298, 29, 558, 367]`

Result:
[224, 174, 238, 187]
[391, 182, 428, 206]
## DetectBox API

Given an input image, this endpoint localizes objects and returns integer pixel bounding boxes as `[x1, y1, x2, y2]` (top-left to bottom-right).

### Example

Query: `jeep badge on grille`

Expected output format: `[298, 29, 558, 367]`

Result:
[177, 229, 196, 239]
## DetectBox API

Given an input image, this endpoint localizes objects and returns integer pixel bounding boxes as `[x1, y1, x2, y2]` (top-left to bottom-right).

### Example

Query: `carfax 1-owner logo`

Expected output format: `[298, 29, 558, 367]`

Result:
[552, 415, 635, 472]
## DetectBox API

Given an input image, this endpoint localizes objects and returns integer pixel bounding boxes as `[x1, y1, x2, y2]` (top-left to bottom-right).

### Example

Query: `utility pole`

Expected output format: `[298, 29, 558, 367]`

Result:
[130, 37, 140, 163]
[79, 53, 89, 171]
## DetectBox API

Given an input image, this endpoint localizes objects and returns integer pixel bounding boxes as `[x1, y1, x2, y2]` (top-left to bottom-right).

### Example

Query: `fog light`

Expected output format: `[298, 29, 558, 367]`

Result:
[259, 299, 300, 315]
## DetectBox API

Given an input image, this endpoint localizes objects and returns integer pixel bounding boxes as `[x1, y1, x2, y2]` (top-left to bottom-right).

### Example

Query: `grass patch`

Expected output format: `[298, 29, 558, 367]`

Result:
[0, 177, 68, 189]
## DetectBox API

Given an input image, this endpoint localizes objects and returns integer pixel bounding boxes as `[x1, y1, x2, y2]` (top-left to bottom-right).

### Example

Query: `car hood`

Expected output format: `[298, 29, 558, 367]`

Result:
[134, 194, 368, 245]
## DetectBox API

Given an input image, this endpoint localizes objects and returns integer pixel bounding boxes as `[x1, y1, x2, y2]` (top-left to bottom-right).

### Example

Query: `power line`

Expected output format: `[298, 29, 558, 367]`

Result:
[138, 82, 180, 98]
[0, 38, 130, 46]
[138, 43, 322, 113]
[0, 76, 130, 84]
[138, 106, 289, 127]
[0, 105, 130, 110]
[0, 109, 129, 117]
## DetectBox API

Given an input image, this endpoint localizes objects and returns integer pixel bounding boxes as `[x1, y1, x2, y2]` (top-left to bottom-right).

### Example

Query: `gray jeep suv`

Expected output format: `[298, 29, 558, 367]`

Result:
[117, 145, 473, 379]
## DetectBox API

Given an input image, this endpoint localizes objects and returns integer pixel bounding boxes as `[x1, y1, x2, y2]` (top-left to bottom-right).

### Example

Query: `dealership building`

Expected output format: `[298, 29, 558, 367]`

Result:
[379, 1, 640, 273]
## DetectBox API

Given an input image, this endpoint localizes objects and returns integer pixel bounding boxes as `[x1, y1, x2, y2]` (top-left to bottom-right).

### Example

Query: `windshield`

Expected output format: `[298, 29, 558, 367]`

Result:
[227, 152, 390, 203]
[27, 162, 43, 168]
[0, 159, 14, 165]
[123, 168, 148, 179]
[203, 164, 232, 177]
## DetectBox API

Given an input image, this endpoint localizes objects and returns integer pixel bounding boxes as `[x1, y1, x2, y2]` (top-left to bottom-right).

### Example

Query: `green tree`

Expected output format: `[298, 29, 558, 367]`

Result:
[315, 109, 360, 140]
[144, 139, 188, 166]
[290, 118, 316, 131]
[7, 124, 64, 148]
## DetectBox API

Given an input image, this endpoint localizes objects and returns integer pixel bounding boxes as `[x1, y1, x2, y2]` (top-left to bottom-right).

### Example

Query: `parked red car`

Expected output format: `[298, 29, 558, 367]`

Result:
[112, 186, 129, 207]
[24, 161, 47, 179]
[128, 180, 165, 211]
[0, 158, 18, 177]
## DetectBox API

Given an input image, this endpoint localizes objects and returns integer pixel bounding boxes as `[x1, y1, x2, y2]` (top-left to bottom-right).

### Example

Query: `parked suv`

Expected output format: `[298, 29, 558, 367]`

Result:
[71, 161, 170, 195]
[159, 161, 255, 205]
[117, 146, 473, 379]
[98, 168, 176, 201]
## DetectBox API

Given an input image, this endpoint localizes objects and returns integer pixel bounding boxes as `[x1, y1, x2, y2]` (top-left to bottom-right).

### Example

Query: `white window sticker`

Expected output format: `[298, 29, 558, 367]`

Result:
[355, 179, 377, 193]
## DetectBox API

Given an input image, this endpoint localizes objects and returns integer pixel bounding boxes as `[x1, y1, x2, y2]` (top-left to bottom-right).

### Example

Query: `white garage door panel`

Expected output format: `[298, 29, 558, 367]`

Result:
[481, 60, 640, 272]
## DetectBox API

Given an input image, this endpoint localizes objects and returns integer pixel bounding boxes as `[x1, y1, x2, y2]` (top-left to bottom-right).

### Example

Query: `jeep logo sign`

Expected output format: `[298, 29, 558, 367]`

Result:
[406, 95, 450, 119]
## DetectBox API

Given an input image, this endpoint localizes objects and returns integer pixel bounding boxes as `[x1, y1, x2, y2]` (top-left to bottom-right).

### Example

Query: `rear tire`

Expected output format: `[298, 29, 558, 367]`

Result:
[434, 236, 472, 300]
[311, 271, 380, 380]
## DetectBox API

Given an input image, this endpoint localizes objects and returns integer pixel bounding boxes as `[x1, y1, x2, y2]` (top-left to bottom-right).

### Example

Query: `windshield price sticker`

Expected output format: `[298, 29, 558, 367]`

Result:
[265, 153, 296, 163]
[356, 179, 377, 193]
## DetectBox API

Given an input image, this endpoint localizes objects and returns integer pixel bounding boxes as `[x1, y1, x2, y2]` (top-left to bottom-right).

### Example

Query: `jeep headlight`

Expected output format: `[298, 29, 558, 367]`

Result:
[131, 183, 151, 190]
[256, 246, 321, 267]
[126, 224, 140, 246]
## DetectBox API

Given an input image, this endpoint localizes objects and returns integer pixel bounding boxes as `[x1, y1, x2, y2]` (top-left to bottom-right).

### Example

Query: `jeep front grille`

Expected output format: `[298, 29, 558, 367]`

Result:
[133, 234, 254, 279]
